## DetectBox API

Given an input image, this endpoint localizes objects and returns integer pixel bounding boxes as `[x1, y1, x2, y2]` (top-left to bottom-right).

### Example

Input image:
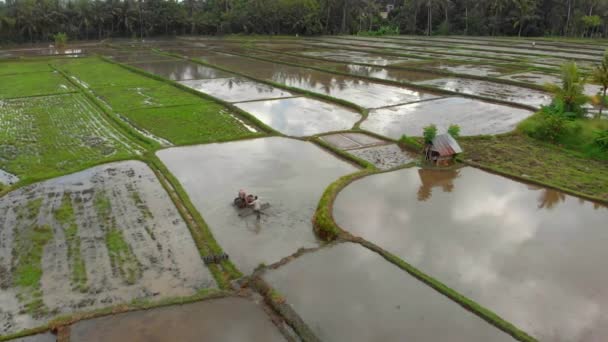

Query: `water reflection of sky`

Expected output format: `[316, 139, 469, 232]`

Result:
[334, 167, 608, 341]
[235, 97, 360, 136]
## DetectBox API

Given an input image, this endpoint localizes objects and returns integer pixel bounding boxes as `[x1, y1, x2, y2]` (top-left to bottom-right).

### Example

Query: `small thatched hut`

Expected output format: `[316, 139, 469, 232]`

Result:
[424, 133, 463, 166]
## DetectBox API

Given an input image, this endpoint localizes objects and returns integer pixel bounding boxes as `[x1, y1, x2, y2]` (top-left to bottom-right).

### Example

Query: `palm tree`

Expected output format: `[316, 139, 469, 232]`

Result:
[545, 61, 588, 116]
[592, 50, 608, 118]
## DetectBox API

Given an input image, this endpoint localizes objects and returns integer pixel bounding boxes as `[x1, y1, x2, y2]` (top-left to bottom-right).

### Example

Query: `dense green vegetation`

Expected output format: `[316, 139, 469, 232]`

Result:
[126, 104, 258, 145]
[0, 72, 75, 99]
[0, 93, 139, 181]
[2, 0, 608, 41]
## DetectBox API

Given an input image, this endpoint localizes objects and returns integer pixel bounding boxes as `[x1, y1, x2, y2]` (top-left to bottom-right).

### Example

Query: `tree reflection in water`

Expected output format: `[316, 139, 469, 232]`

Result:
[416, 168, 460, 202]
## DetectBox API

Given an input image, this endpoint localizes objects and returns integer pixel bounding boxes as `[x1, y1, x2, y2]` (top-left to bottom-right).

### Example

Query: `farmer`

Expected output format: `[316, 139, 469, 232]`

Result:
[249, 196, 261, 219]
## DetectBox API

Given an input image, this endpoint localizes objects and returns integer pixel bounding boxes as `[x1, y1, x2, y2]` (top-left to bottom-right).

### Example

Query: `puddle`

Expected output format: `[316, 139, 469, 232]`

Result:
[194, 52, 438, 108]
[6, 333, 55, 342]
[349, 144, 417, 170]
[362, 97, 533, 138]
[156, 137, 357, 274]
[264, 242, 514, 342]
[416, 77, 551, 108]
[0, 169, 19, 185]
[333, 167, 608, 341]
[0, 161, 214, 335]
[320, 132, 386, 150]
[179, 77, 293, 102]
[69, 297, 285, 342]
[128, 60, 233, 81]
[234, 97, 360, 136]
[109, 53, 173, 63]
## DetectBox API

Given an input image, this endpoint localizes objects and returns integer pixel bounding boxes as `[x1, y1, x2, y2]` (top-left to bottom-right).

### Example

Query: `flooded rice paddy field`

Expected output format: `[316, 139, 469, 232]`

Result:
[235, 97, 360, 136]
[157, 137, 357, 275]
[3, 35, 608, 341]
[362, 97, 533, 138]
[263, 243, 514, 341]
[70, 297, 285, 342]
[333, 167, 608, 341]
[0, 161, 214, 335]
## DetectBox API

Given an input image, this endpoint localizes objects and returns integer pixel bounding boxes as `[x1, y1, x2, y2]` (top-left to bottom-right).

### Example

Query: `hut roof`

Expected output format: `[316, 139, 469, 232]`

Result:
[431, 134, 462, 156]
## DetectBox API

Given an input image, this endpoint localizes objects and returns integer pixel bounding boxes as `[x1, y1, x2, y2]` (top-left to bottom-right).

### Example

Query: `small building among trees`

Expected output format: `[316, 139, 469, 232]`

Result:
[424, 133, 463, 166]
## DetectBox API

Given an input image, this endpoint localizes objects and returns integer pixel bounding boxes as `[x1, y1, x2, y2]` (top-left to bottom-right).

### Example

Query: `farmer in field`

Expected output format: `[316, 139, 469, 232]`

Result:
[249, 195, 261, 219]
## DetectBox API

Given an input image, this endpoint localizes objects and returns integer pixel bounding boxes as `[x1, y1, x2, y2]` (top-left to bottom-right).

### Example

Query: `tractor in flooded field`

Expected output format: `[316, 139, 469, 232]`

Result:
[233, 189, 270, 218]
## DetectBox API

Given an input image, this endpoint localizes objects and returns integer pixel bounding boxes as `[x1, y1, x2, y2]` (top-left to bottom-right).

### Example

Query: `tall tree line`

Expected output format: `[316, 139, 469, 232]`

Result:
[1, 0, 608, 43]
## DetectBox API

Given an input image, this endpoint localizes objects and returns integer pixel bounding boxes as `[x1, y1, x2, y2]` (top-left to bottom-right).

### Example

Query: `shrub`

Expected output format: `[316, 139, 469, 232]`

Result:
[524, 112, 567, 142]
[595, 129, 608, 150]
[358, 25, 399, 36]
[423, 124, 437, 144]
[53, 32, 68, 48]
[447, 124, 460, 139]
[399, 134, 423, 150]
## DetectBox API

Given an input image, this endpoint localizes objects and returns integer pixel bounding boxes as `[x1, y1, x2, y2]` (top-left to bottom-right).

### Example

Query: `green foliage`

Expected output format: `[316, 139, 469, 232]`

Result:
[595, 129, 608, 150]
[53, 32, 67, 47]
[105, 227, 141, 285]
[435, 21, 450, 35]
[545, 62, 588, 117]
[423, 124, 437, 144]
[54, 194, 88, 292]
[399, 134, 423, 150]
[447, 124, 460, 139]
[525, 112, 568, 142]
[358, 25, 399, 36]
[591, 50, 608, 118]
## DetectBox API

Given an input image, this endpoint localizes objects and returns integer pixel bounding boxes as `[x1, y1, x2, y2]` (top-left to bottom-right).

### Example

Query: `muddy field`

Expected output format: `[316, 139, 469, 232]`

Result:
[0, 161, 214, 335]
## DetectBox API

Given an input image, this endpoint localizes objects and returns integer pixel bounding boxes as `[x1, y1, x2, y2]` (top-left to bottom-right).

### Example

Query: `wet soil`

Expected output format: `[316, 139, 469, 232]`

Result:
[0, 169, 19, 185]
[263, 242, 514, 342]
[179, 77, 293, 102]
[234, 97, 360, 136]
[69, 297, 285, 342]
[320, 132, 386, 150]
[348, 144, 417, 170]
[156, 137, 357, 274]
[362, 97, 533, 138]
[127, 60, 233, 81]
[0, 161, 214, 335]
[415, 77, 551, 108]
[333, 167, 608, 341]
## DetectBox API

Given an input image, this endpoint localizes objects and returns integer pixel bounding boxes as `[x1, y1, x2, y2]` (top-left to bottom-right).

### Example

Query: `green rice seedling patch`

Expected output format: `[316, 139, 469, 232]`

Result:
[93, 84, 200, 111]
[124, 104, 260, 145]
[0, 72, 75, 99]
[54, 58, 158, 88]
[0, 61, 52, 75]
[0, 93, 140, 181]
[53, 193, 88, 292]
[12, 198, 53, 317]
